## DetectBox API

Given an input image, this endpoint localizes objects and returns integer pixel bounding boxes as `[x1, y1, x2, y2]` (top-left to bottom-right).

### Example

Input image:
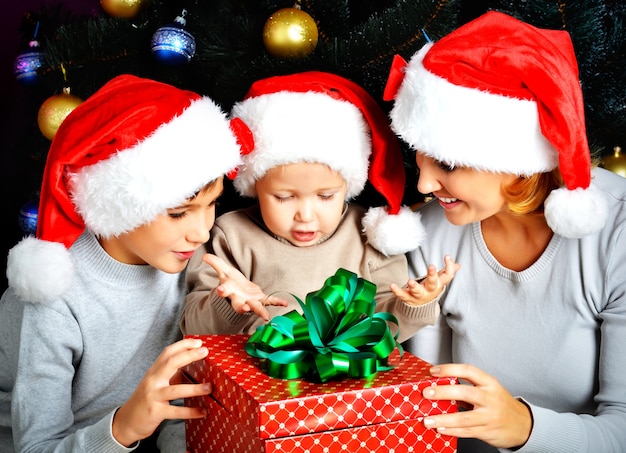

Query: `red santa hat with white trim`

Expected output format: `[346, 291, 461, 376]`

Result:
[384, 11, 608, 238]
[230, 71, 425, 256]
[7, 74, 253, 303]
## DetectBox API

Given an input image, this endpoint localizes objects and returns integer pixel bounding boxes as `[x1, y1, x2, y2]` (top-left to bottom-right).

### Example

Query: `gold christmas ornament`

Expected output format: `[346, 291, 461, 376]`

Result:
[602, 146, 626, 178]
[100, 0, 144, 19]
[38, 87, 83, 141]
[263, 7, 318, 59]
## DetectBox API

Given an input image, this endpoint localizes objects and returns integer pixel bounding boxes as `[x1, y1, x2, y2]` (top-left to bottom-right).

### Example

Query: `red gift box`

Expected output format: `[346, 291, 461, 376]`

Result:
[183, 335, 457, 453]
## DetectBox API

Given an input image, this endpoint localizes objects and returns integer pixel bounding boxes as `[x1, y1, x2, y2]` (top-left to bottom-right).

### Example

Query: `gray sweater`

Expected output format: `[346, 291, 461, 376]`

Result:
[404, 168, 626, 452]
[0, 232, 186, 452]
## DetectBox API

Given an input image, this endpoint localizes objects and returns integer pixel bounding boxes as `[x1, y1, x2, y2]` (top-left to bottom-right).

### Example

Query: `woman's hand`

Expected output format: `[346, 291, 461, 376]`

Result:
[112, 338, 212, 447]
[203, 253, 287, 321]
[422, 363, 533, 449]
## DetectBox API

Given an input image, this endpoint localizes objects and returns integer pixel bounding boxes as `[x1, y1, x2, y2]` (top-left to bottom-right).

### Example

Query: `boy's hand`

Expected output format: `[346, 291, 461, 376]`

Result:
[112, 338, 212, 447]
[203, 253, 288, 321]
[391, 255, 460, 306]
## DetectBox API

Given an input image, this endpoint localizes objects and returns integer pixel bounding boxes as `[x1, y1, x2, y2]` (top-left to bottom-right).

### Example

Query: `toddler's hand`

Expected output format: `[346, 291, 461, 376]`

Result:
[391, 255, 460, 306]
[203, 253, 288, 321]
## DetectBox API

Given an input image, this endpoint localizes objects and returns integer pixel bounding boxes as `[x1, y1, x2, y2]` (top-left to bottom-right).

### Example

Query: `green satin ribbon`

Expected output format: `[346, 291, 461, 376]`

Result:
[245, 268, 403, 382]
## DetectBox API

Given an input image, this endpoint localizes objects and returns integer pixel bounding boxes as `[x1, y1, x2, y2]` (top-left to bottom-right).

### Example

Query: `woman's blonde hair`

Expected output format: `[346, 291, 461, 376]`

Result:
[503, 169, 562, 215]
[503, 154, 601, 215]
[503, 149, 602, 215]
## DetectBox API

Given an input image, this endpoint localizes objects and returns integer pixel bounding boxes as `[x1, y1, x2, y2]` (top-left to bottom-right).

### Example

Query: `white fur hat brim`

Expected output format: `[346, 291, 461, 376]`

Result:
[231, 91, 370, 199]
[72, 97, 242, 238]
[389, 43, 559, 175]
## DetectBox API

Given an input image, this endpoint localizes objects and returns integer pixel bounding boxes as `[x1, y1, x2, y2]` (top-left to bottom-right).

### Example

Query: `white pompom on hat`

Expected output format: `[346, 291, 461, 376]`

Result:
[230, 71, 425, 256]
[384, 11, 608, 238]
[7, 74, 253, 303]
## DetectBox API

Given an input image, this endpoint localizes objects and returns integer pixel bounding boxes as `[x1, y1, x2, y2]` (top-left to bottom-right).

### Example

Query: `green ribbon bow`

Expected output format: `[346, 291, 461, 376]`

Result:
[245, 268, 402, 382]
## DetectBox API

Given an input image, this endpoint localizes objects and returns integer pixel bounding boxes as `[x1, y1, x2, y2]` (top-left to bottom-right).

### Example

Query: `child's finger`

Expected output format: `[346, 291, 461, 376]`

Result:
[152, 339, 209, 377]
[440, 255, 461, 282]
[161, 404, 209, 422]
[406, 279, 427, 297]
[161, 382, 212, 402]
[202, 253, 229, 279]
[390, 282, 409, 299]
[422, 264, 440, 291]
[264, 294, 290, 307]
[245, 299, 271, 321]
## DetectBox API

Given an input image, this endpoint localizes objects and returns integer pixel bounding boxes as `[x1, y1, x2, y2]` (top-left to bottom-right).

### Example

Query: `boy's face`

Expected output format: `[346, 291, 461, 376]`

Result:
[99, 177, 224, 273]
[255, 162, 347, 246]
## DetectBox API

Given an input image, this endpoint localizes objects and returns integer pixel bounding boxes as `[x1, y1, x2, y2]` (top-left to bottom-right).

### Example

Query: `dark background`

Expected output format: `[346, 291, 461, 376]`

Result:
[0, 0, 438, 292]
[1, 1, 623, 294]
[1, 1, 107, 292]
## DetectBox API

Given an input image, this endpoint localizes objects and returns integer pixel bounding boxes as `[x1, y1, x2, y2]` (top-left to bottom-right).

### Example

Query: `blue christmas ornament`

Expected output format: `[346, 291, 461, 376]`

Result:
[151, 10, 196, 65]
[18, 200, 39, 236]
[14, 40, 44, 85]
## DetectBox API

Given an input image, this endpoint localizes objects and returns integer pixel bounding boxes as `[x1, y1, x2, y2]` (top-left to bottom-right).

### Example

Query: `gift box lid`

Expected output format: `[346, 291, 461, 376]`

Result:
[184, 335, 457, 440]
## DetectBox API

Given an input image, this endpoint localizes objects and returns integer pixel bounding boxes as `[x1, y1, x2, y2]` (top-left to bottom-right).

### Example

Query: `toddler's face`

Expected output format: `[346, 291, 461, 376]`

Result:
[255, 162, 347, 246]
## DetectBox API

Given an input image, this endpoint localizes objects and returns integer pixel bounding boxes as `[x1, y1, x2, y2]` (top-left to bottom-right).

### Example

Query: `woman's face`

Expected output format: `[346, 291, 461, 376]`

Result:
[415, 152, 518, 226]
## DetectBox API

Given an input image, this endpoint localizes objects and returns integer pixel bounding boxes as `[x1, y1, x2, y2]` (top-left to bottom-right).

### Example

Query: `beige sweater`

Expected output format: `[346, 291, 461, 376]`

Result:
[181, 204, 438, 342]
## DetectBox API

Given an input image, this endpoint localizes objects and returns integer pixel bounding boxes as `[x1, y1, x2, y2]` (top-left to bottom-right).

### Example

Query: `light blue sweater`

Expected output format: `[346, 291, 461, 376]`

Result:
[404, 168, 626, 452]
[0, 232, 186, 452]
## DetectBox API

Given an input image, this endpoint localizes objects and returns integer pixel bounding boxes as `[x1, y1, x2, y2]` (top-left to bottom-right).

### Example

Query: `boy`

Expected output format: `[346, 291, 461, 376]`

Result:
[0, 74, 252, 452]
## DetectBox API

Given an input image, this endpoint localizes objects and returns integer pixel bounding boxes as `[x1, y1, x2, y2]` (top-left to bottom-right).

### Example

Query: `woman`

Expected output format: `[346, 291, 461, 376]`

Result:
[384, 11, 626, 452]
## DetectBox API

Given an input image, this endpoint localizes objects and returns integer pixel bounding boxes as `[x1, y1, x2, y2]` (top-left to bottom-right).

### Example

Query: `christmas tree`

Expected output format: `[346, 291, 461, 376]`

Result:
[7, 0, 467, 250]
[3, 0, 625, 289]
